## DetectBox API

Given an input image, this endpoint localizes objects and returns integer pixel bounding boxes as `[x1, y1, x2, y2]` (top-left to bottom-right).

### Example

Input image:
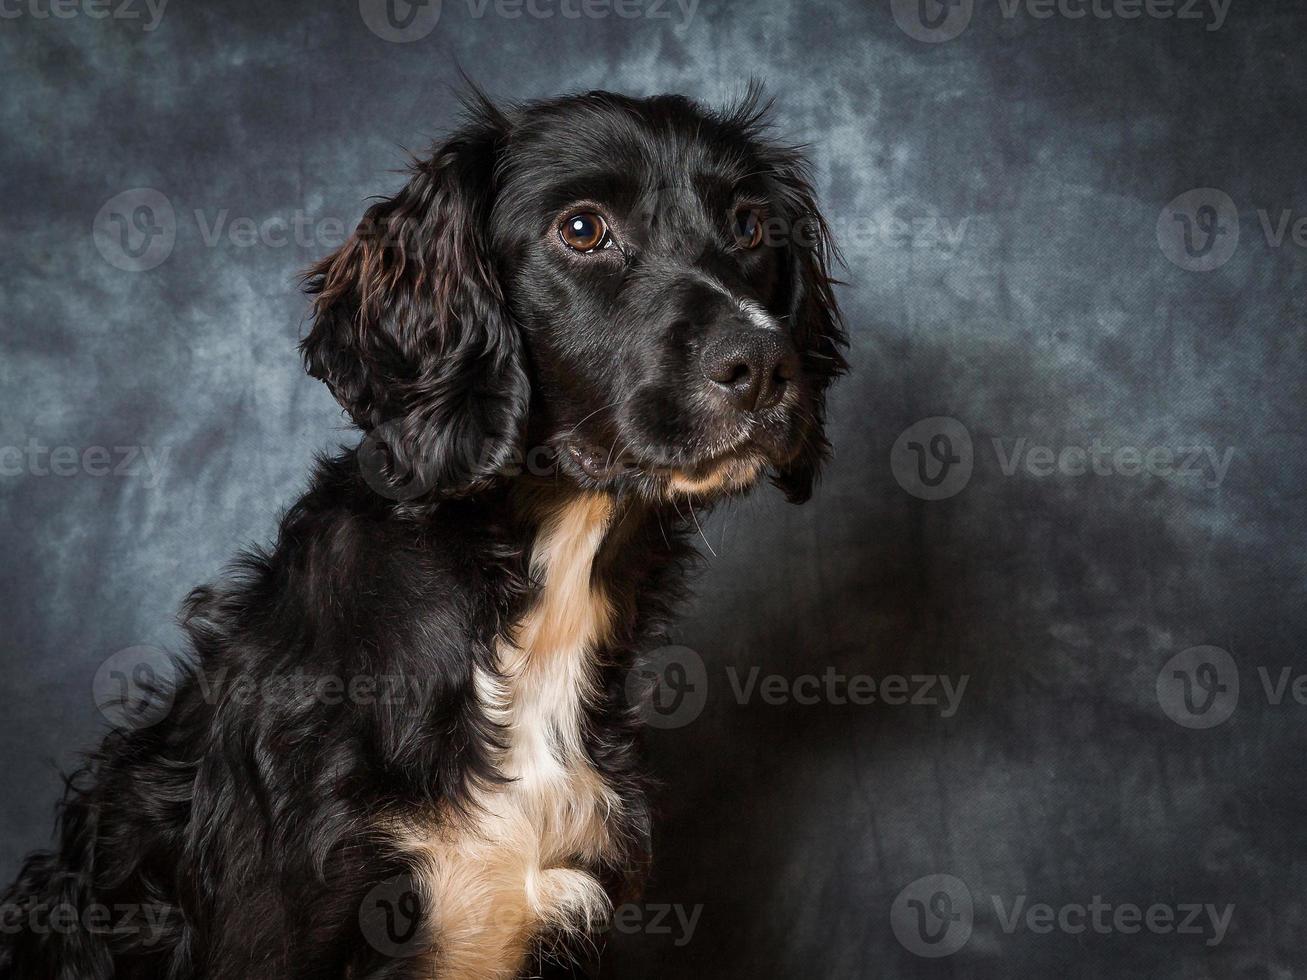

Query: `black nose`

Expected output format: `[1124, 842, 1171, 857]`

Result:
[700, 329, 799, 413]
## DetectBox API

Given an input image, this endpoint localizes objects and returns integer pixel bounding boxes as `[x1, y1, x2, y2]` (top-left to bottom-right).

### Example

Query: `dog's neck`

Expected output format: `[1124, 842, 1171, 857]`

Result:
[509, 490, 617, 670]
[510, 482, 656, 580]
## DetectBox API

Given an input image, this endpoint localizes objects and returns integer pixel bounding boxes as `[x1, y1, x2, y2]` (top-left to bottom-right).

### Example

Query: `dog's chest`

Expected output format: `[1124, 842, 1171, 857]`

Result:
[477, 508, 621, 865]
[401, 495, 621, 980]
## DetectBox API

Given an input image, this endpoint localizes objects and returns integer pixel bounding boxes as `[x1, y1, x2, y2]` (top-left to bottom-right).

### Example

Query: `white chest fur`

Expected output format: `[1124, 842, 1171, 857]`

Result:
[399, 494, 621, 980]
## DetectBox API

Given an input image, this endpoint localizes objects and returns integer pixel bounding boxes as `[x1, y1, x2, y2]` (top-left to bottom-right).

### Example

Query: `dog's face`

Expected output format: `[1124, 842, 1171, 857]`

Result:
[302, 90, 846, 504]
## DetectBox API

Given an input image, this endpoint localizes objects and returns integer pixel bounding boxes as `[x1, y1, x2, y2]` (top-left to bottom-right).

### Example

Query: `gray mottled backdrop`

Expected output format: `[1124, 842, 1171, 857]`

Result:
[2, 0, 1305, 976]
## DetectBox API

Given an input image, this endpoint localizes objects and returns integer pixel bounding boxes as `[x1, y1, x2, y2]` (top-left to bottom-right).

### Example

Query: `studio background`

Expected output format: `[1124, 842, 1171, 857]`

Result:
[3, 0, 1306, 976]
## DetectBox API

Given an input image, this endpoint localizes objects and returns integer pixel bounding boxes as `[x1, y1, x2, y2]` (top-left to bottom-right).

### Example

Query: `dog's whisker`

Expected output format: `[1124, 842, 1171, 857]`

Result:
[564, 396, 630, 437]
[719, 496, 735, 553]
[604, 435, 636, 473]
[692, 499, 717, 558]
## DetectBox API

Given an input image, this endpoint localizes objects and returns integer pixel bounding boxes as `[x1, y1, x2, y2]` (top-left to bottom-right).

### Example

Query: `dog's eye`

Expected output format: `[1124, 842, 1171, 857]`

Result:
[733, 207, 764, 249]
[560, 212, 611, 252]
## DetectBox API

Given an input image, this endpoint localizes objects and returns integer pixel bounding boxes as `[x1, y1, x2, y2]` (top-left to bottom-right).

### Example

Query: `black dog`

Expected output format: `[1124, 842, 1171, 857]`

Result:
[0, 87, 845, 979]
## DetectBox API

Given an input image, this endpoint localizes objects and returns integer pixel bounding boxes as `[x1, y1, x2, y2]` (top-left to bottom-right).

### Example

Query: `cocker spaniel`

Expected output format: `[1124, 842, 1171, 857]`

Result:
[1, 86, 846, 979]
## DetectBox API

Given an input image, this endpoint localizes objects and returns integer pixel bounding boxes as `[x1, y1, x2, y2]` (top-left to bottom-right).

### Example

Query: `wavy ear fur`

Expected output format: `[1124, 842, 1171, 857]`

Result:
[746, 134, 848, 501]
[720, 86, 847, 504]
[773, 175, 848, 504]
[300, 101, 528, 499]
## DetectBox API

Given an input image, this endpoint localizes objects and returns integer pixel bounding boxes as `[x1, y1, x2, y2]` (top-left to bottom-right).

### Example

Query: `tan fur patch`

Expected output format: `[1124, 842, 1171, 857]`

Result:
[396, 493, 621, 980]
[666, 454, 764, 496]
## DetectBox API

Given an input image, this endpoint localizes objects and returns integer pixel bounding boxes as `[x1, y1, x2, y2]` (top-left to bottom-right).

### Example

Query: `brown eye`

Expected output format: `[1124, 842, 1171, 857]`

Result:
[733, 207, 764, 249]
[560, 211, 610, 252]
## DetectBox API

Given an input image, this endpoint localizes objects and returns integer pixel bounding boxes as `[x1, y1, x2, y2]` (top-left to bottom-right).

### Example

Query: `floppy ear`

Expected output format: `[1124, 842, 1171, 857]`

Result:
[300, 104, 528, 499]
[769, 163, 849, 504]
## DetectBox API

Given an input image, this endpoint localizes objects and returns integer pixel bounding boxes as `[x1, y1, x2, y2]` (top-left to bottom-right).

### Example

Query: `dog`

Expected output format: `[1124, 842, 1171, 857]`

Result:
[0, 86, 846, 979]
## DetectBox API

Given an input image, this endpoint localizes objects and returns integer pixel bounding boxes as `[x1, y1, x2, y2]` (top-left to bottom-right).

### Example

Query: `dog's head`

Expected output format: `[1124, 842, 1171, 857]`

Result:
[302, 88, 846, 505]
